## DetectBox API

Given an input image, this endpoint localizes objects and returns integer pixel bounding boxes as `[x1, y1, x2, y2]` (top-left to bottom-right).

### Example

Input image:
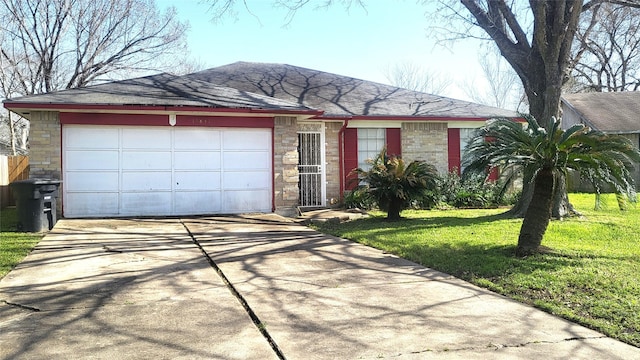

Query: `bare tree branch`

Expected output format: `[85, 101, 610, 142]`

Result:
[0, 0, 190, 96]
[383, 61, 451, 95]
[569, 1, 640, 92]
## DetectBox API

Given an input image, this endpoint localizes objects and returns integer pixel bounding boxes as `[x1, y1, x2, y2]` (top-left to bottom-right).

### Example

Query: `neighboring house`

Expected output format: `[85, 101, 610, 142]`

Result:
[3, 62, 517, 218]
[561, 91, 640, 189]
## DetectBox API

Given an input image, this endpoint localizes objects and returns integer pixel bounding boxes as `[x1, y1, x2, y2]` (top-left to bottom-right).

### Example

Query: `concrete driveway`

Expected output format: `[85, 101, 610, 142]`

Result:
[1, 216, 638, 359]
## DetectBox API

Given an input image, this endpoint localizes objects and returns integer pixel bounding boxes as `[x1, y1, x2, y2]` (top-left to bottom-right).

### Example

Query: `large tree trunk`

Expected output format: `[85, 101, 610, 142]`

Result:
[551, 173, 580, 218]
[509, 172, 580, 218]
[516, 168, 555, 257]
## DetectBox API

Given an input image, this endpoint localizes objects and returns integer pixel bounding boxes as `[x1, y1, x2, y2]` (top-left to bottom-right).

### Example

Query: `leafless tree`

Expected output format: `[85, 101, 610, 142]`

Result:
[208, 0, 366, 25]
[570, 2, 640, 92]
[0, 39, 28, 155]
[0, 0, 189, 96]
[383, 61, 451, 95]
[462, 45, 526, 111]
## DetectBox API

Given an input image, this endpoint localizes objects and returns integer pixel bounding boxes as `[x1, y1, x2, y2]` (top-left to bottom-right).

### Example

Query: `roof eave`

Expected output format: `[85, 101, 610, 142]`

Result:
[3, 102, 323, 119]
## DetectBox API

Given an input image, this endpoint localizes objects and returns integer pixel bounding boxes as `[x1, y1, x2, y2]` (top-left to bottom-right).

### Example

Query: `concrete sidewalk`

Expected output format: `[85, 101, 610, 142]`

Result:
[1, 216, 639, 359]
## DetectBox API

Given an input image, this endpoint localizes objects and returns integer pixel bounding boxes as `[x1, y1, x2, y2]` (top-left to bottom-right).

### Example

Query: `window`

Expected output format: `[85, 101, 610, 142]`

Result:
[459, 128, 477, 171]
[357, 128, 386, 169]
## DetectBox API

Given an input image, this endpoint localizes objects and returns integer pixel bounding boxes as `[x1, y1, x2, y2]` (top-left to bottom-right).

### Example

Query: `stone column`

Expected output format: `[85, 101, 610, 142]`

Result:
[27, 111, 63, 216]
[273, 116, 299, 215]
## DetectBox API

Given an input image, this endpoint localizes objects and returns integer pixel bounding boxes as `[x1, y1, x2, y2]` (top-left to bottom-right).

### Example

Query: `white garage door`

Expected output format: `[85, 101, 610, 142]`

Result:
[63, 125, 272, 218]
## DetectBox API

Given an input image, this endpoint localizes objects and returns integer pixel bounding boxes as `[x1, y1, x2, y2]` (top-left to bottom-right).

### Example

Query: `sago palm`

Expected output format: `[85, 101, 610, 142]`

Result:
[353, 148, 439, 220]
[464, 116, 640, 256]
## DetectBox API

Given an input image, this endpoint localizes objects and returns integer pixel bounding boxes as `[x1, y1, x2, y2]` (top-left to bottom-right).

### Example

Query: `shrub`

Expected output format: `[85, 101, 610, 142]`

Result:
[439, 170, 519, 209]
[343, 187, 376, 210]
[352, 148, 440, 220]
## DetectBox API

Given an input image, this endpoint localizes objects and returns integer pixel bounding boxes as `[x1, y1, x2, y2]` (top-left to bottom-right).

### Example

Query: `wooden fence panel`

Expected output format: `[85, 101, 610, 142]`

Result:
[1, 155, 30, 208]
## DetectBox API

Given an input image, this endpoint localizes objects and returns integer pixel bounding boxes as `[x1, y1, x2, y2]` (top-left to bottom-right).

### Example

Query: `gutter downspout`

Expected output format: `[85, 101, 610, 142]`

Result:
[338, 118, 350, 201]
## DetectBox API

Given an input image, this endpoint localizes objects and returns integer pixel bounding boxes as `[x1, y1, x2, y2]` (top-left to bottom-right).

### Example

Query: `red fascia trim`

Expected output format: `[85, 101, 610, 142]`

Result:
[310, 115, 492, 122]
[4, 102, 322, 116]
[348, 115, 491, 122]
[60, 113, 167, 126]
[177, 115, 274, 128]
[447, 128, 461, 174]
[60, 113, 275, 128]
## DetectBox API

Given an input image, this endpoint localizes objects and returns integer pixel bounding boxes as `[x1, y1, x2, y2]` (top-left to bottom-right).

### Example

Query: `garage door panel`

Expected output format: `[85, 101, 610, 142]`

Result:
[66, 171, 119, 191]
[175, 171, 220, 190]
[174, 129, 221, 150]
[224, 190, 271, 212]
[174, 192, 221, 214]
[223, 151, 270, 170]
[224, 130, 270, 150]
[122, 151, 172, 170]
[174, 151, 221, 170]
[224, 171, 271, 189]
[120, 192, 172, 215]
[122, 172, 172, 191]
[64, 125, 272, 217]
[122, 128, 171, 149]
[65, 193, 119, 217]
[66, 150, 119, 170]
[66, 127, 119, 149]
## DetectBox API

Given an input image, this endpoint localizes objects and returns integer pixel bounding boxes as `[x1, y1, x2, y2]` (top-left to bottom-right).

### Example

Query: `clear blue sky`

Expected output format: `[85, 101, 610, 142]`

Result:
[156, 0, 486, 101]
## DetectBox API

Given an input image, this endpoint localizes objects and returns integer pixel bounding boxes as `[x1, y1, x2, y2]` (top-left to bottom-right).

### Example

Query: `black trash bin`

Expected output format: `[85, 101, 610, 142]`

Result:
[10, 179, 62, 232]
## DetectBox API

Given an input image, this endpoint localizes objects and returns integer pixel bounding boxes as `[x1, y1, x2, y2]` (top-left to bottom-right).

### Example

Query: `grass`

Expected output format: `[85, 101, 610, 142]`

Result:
[0, 207, 43, 279]
[314, 193, 640, 347]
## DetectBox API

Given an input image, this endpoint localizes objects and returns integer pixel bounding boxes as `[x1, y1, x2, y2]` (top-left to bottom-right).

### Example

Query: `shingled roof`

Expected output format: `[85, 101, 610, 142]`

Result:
[184, 62, 518, 119]
[562, 92, 640, 133]
[4, 72, 313, 114]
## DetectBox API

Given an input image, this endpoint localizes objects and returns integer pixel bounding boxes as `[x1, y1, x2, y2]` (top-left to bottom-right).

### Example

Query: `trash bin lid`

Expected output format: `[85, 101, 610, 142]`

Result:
[11, 178, 62, 185]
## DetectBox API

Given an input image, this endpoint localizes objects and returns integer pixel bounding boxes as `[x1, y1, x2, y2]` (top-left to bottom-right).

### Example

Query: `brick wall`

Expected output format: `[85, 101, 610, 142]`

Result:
[401, 122, 448, 174]
[273, 116, 299, 215]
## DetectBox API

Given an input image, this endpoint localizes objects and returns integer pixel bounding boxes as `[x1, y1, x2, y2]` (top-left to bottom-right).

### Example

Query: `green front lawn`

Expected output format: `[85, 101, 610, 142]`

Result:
[315, 193, 640, 347]
[0, 207, 43, 279]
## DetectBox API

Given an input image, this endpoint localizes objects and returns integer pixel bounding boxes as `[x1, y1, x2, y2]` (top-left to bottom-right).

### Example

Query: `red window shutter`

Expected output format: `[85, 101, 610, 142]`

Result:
[343, 128, 359, 190]
[447, 128, 460, 174]
[386, 128, 401, 157]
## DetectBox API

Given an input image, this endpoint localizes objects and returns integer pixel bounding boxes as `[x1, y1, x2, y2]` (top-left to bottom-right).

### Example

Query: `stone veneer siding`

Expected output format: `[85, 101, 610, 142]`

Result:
[401, 122, 449, 174]
[28, 111, 63, 215]
[273, 116, 299, 215]
[324, 122, 341, 205]
[29, 111, 62, 179]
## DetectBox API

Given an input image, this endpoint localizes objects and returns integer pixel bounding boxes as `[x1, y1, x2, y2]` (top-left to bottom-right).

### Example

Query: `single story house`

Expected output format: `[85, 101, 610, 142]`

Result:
[561, 91, 640, 188]
[3, 62, 517, 218]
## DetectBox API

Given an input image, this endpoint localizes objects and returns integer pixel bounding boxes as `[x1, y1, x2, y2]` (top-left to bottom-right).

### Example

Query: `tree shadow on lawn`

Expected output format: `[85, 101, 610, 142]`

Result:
[318, 213, 598, 281]
[391, 241, 587, 280]
[319, 211, 513, 233]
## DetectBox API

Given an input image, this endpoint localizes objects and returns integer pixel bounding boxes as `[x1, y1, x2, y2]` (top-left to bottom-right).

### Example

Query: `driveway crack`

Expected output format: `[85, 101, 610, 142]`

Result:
[2, 300, 41, 312]
[180, 220, 286, 360]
